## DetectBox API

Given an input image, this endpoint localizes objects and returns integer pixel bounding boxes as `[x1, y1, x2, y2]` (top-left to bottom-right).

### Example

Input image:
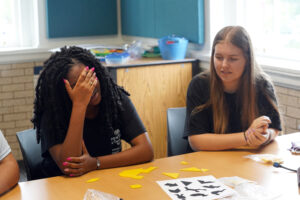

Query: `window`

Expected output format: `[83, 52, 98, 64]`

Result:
[0, 0, 37, 50]
[210, 0, 300, 64]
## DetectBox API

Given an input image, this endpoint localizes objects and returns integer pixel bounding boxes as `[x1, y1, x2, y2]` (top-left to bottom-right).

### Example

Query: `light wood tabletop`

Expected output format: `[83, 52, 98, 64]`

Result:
[2, 133, 300, 200]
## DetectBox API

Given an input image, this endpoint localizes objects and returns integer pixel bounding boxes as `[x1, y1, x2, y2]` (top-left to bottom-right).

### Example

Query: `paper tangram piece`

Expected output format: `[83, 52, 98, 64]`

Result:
[130, 184, 142, 189]
[86, 178, 100, 183]
[181, 161, 188, 165]
[119, 167, 157, 179]
[163, 172, 180, 179]
[180, 167, 209, 172]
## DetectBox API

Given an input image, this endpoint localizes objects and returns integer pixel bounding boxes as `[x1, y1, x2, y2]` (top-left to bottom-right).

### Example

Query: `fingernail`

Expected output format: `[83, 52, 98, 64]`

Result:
[63, 162, 68, 166]
[85, 66, 89, 70]
[91, 67, 95, 71]
[67, 157, 71, 161]
[64, 168, 69, 172]
[69, 174, 74, 177]
[95, 77, 98, 80]
[63, 79, 66, 83]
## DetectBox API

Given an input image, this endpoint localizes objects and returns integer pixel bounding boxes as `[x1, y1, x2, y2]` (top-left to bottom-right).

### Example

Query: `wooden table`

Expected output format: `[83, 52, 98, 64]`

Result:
[3, 133, 300, 200]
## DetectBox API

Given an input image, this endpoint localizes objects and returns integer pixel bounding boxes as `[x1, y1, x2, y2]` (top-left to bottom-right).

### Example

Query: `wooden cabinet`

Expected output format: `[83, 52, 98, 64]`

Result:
[107, 59, 199, 158]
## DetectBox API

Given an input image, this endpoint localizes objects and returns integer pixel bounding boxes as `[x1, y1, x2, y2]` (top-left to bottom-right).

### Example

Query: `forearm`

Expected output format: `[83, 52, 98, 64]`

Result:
[189, 132, 248, 151]
[98, 137, 153, 169]
[50, 104, 86, 169]
[0, 154, 19, 195]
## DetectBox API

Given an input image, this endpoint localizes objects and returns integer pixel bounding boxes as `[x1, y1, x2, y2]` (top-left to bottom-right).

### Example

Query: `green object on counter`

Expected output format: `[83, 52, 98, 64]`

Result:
[142, 46, 161, 58]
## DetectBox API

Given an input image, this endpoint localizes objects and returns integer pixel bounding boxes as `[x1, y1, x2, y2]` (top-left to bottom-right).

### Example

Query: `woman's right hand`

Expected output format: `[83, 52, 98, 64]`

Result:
[245, 116, 271, 147]
[248, 116, 271, 133]
[64, 67, 97, 107]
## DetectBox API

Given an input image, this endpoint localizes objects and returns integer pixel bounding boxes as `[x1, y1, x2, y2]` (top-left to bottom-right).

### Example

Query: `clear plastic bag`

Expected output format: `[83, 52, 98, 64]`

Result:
[219, 176, 281, 200]
[244, 154, 283, 164]
[83, 189, 121, 200]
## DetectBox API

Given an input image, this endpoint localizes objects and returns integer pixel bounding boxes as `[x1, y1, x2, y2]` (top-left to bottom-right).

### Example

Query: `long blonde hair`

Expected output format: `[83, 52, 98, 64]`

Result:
[194, 26, 278, 134]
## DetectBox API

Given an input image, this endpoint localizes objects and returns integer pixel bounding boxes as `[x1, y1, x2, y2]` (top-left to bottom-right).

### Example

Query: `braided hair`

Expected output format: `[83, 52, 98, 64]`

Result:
[32, 46, 128, 143]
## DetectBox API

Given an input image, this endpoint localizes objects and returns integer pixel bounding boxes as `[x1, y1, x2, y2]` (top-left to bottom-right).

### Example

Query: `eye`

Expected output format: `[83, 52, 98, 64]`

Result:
[215, 56, 223, 61]
[230, 57, 238, 61]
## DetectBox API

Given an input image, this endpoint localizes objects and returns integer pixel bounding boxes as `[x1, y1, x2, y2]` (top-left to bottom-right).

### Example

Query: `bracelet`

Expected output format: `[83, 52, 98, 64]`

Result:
[95, 158, 100, 169]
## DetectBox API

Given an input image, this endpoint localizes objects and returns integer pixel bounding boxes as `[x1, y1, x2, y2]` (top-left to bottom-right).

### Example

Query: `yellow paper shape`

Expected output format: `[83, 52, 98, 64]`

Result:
[181, 161, 188, 165]
[163, 172, 179, 179]
[141, 166, 157, 173]
[86, 178, 100, 183]
[180, 167, 209, 172]
[119, 167, 157, 179]
[130, 184, 142, 189]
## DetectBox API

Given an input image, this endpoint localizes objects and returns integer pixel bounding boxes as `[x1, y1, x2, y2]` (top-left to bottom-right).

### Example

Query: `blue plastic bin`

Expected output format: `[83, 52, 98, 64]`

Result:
[158, 36, 188, 60]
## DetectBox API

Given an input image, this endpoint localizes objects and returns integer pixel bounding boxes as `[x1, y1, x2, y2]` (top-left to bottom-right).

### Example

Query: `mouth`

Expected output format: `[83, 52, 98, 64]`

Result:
[221, 71, 231, 74]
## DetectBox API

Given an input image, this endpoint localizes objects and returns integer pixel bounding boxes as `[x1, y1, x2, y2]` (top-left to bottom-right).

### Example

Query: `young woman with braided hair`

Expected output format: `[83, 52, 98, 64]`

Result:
[184, 26, 282, 151]
[32, 46, 153, 178]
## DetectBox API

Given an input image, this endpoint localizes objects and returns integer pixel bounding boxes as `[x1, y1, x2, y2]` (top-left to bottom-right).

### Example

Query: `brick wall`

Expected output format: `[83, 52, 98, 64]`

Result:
[0, 62, 43, 160]
[275, 86, 300, 134]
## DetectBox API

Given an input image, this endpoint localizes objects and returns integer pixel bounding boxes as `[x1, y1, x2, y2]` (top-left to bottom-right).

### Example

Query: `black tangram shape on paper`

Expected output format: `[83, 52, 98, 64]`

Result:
[175, 193, 186, 200]
[190, 193, 208, 197]
[169, 188, 181, 193]
[184, 186, 206, 192]
[203, 185, 220, 189]
[211, 189, 225, 195]
[165, 183, 178, 187]
[198, 180, 214, 184]
[181, 181, 192, 186]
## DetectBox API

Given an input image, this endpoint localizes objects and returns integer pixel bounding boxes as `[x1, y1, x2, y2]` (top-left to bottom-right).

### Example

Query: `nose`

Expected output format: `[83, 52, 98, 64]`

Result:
[221, 59, 229, 69]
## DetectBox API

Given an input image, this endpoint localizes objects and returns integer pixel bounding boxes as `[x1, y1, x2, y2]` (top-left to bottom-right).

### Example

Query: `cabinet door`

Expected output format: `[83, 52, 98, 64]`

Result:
[117, 63, 192, 158]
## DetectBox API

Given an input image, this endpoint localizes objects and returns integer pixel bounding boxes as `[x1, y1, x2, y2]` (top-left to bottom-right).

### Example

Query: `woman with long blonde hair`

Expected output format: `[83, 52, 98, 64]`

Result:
[184, 26, 281, 151]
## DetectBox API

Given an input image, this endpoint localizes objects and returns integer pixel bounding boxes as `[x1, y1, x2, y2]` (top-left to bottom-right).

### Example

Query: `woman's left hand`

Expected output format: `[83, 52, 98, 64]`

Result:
[62, 143, 97, 177]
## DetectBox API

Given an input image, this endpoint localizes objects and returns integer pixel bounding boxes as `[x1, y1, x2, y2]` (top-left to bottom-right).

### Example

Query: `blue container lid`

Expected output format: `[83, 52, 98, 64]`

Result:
[105, 52, 130, 64]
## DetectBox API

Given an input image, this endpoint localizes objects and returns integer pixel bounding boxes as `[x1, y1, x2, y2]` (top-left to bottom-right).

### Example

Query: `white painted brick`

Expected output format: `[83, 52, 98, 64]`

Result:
[14, 105, 33, 113]
[25, 68, 33, 75]
[286, 128, 298, 134]
[286, 106, 300, 119]
[9, 142, 20, 149]
[16, 119, 32, 127]
[25, 97, 34, 104]
[0, 64, 11, 70]
[278, 105, 286, 115]
[1, 69, 24, 77]
[25, 83, 34, 90]
[5, 127, 28, 135]
[0, 92, 13, 100]
[0, 107, 14, 114]
[12, 76, 33, 83]
[5, 135, 17, 143]
[4, 113, 26, 122]
[34, 62, 44, 66]
[11, 62, 34, 69]
[14, 90, 34, 98]
[275, 86, 288, 94]
[287, 88, 300, 98]
[277, 93, 300, 108]
[0, 121, 15, 129]
[2, 84, 25, 92]
[2, 99, 26, 107]
[0, 77, 12, 85]
[26, 112, 33, 119]
[283, 116, 297, 129]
